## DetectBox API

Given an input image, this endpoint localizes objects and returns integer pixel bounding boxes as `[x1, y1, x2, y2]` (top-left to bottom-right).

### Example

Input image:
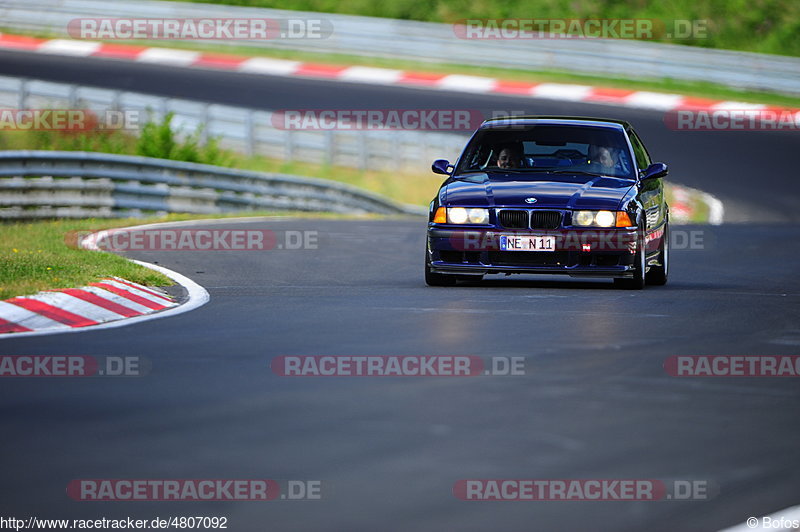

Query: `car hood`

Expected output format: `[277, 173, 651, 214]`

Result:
[444, 172, 635, 210]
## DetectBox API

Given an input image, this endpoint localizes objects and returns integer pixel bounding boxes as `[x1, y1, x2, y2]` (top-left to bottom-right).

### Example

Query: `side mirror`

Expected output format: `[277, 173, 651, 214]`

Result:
[641, 162, 668, 181]
[432, 159, 454, 175]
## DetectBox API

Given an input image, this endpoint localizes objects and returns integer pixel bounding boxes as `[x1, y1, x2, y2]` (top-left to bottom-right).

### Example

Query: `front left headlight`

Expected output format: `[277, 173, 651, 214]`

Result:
[594, 210, 616, 227]
[437, 207, 490, 224]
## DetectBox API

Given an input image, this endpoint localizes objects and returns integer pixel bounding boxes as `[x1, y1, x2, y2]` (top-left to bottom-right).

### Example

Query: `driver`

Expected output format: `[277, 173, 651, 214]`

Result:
[495, 143, 523, 169]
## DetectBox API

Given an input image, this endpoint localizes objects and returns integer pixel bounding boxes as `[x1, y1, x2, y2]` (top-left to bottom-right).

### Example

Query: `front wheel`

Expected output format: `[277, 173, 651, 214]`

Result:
[614, 228, 646, 290]
[425, 260, 457, 286]
[646, 223, 669, 286]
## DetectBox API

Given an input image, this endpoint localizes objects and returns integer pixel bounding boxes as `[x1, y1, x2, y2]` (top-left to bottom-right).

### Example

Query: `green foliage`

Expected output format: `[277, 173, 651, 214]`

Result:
[171, 0, 800, 56]
[0, 110, 232, 166]
[136, 112, 231, 165]
[23, 129, 133, 153]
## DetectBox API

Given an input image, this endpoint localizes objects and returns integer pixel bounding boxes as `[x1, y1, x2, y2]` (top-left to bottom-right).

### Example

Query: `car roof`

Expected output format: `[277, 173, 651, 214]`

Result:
[480, 116, 631, 130]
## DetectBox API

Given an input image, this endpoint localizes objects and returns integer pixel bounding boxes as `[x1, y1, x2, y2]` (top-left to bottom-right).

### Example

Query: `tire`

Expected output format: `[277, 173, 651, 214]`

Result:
[614, 227, 646, 290]
[425, 259, 457, 286]
[646, 222, 669, 286]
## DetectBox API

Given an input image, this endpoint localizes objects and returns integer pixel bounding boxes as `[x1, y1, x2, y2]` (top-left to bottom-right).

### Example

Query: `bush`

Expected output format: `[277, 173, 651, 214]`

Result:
[136, 112, 231, 166]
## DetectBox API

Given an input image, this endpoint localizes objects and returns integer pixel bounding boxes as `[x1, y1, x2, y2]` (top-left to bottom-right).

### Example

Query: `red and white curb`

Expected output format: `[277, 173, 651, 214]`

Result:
[670, 184, 725, 225]
[1, 33, 797, 117]
[0, 232, 210, 339]
[0, 277, 177, 334]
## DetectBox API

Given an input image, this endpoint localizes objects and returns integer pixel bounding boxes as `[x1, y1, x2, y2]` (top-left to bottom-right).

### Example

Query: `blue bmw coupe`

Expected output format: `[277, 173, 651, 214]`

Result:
[426, 116, 669, 289]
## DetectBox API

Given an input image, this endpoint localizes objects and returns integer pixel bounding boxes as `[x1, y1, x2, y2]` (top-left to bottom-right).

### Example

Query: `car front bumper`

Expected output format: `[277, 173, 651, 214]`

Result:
[427, 227, 640, 278]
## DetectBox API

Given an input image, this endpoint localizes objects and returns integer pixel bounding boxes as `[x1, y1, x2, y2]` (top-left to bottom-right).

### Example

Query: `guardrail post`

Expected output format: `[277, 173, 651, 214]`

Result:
[286, 129, 295, 161]
[324, 130, 334, 167]
[159, 97, 169, 121]
[201, 103, 210, 145]
[68, 84, 78, 107]
[394, 130, 402, 173]
[245, 113, 255, 157]
[357, 131, 367, 171]
[17, 79, 28, 109]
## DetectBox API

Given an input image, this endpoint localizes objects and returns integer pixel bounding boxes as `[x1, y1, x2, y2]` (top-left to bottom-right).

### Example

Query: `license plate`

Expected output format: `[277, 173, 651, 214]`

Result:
[499, 235, 556, 251]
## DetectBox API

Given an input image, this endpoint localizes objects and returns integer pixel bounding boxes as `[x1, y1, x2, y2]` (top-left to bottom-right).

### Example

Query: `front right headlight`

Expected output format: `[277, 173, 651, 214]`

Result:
[573, 210, 633, 228]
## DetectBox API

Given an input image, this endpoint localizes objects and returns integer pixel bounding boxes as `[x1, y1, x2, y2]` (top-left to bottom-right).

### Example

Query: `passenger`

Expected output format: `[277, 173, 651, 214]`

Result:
[589, 145, 619, 173]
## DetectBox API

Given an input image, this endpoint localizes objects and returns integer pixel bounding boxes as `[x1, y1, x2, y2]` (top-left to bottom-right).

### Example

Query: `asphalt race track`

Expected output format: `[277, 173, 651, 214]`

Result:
[1, 50, 799, 531]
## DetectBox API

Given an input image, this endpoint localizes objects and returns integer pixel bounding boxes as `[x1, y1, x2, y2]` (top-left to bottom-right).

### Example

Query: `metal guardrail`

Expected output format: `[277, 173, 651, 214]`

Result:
[1, 0, 799, 94]
[0, 75, 468, 175]
[0, 150, 427, 218]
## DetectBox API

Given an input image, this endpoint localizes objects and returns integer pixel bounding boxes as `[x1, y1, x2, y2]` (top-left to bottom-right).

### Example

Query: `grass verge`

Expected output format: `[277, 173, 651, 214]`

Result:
[1, 217, 172, 300]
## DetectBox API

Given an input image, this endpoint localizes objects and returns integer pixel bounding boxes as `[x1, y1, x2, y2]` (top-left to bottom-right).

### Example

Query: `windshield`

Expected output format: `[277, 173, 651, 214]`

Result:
[455, 124, 636, 179]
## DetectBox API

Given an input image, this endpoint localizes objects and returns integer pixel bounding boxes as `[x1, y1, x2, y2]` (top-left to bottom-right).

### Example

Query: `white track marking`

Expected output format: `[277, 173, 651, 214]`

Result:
[339, 66, 403, 84]
[531, 83, 593, 101]
[37, 39, 101, 56]
[136, 48, 201, 66]
[437, 74, 497, 93]
[238, 57, 302, 75]
[624, 91, 685, 110]
[0, 301, 71, 331]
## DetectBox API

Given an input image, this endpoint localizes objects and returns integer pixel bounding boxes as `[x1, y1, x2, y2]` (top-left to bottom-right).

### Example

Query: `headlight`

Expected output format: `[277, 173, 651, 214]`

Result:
[572, 210, 634, 228]
[574, 210, 595, 226]
[595, 210, 616, 227]
[467, 208, 489, 224]
[448, 207, 468, 224]
[445, 207, 489, 224]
